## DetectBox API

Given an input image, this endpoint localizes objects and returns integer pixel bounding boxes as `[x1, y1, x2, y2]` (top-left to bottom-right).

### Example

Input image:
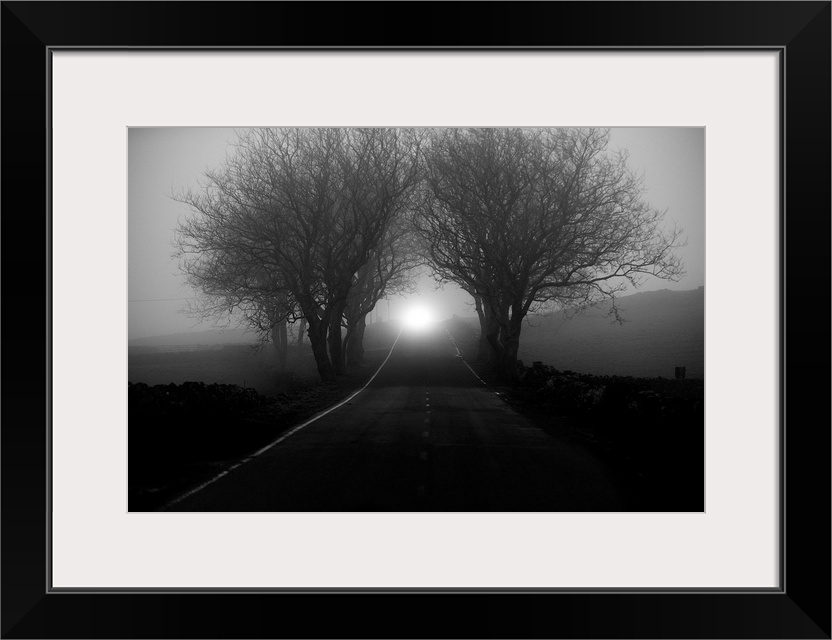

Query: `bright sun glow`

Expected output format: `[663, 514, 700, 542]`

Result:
[403, 305, 435, 331]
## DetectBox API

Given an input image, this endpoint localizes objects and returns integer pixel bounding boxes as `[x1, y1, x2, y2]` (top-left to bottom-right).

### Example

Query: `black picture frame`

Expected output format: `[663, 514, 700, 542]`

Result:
[2, 2, 829, 638]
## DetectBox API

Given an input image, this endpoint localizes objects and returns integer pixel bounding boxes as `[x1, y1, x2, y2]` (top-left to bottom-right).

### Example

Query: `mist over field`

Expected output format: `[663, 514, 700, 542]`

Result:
[128, 321, 400, 396]
[520, 287, 703, 379]
[447, 287, 703, 379]
[129, 286, 704, 393]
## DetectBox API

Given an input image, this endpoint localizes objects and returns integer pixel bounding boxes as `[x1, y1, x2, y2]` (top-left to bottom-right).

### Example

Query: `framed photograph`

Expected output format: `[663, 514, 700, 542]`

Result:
[3, 2, 829, 638]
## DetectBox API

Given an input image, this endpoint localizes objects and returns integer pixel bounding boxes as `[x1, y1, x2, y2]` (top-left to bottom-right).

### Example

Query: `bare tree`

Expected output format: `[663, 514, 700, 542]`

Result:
[173, 188, 297, 371]
[416, 128, 684, 380]
[175, 128, 422, 381]
[343, 218, 420, 366]
[244, 292, 305, 372]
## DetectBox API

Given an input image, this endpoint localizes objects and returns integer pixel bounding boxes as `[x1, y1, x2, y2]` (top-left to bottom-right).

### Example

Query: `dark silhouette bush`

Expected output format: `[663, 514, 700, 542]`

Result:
[514, 361, 704, 496]
[128, 381, 288, 491]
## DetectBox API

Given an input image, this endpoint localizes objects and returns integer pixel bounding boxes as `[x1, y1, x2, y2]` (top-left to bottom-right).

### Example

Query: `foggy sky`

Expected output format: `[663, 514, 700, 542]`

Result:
[128, 127, 704, 340]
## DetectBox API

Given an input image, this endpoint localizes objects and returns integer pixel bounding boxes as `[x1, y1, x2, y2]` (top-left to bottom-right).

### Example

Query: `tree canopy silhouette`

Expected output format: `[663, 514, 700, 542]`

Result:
[175, 128, 422, 381]
[415, 127, 684, 380]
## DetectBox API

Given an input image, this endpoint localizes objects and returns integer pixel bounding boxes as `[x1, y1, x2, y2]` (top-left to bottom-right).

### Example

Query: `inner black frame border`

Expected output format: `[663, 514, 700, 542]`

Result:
[2, 2, 829, 638]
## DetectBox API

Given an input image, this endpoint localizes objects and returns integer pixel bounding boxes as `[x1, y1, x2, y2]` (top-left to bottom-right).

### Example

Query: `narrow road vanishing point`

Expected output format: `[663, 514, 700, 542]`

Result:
[163, 325, 623, 512]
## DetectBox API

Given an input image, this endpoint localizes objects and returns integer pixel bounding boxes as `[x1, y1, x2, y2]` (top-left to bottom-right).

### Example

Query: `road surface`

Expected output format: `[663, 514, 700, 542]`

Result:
[164, 325, 623, 511]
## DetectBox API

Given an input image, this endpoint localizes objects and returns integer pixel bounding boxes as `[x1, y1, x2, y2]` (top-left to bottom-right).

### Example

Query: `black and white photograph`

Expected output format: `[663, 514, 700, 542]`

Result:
[128, 126, 705, 513]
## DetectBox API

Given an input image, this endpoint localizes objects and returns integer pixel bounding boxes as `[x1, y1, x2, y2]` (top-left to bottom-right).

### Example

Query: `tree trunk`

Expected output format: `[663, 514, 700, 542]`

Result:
[297, 317, 307, 346]
[496, 310, 525, 381]
[328, 302, 347, 375]
[483, 304, 504, 368]
[271, 322, 288, 372]
[310, 328, 336, 381]
[298, 301, 335, 382]
[474, 294, 493, 363]
[346, 314, 367, 367]
[497, 338, 521, 381]
[342, 324, 354, 367]
[278, 321, 288, 365]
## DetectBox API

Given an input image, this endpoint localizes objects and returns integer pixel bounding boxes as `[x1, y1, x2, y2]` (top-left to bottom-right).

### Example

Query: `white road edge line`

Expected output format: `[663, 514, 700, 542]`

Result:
[445, 327, 489, 386]
[159, 326, 404, 510]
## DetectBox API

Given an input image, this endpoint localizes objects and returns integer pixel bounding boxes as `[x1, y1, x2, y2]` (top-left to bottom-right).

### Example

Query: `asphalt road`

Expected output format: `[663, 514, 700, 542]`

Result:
[164, 325, 623, 512]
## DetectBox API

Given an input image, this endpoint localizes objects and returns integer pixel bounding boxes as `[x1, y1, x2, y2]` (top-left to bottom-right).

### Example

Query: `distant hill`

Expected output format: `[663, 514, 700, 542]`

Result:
[129, 327, 258, 348]
[521, 287, 704, 379]
[458, 287, 704, 379]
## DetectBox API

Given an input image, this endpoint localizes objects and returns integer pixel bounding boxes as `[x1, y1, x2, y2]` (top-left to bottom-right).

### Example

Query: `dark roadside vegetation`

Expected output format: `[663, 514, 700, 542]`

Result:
[445, 315, 705, 511]
[128, 322, 400, 511]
